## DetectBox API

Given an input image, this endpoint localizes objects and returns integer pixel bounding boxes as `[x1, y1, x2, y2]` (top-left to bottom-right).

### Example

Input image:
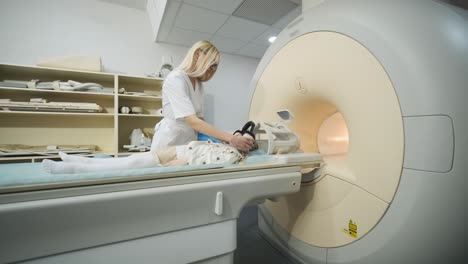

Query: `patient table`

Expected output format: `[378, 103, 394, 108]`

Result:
[0, 153, 320, 264]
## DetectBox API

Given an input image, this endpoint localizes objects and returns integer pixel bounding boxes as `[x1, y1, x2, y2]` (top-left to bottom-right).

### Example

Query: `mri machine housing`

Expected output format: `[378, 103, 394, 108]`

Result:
[248, 0, 468, 263]
[0, 163, 312, 264]
[0, 1, 466, 263]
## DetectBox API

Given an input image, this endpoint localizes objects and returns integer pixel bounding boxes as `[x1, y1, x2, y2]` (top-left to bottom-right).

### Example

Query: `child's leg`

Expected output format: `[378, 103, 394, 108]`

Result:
[43, 152, 159, 174]
[42, 159, 122, 174]
[59, 152, 94, 163]
[60, 152, 153, 165]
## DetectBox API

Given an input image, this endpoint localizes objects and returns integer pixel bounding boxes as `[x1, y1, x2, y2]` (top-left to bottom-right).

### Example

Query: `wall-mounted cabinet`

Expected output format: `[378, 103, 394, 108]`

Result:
[0, 64, 163, 163]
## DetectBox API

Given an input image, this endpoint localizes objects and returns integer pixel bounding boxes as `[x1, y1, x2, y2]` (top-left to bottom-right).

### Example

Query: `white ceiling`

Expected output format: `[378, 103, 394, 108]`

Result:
[99, 0, 301, 58]
[100, 0, 467, 60]
[156, 0, 301, 59]
[100, 0, 149, 10]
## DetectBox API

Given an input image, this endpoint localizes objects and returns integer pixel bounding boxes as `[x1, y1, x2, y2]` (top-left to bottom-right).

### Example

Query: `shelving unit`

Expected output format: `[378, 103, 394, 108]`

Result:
[0, 63, 164, 163]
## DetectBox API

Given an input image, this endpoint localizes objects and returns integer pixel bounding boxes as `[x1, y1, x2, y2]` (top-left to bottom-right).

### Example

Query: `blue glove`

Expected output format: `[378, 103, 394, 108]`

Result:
[197, 132, 220, 142]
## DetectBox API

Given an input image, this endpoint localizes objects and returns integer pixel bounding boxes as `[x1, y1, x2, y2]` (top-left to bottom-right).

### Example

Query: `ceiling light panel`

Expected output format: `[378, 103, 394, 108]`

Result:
[233, 0, 298, 25]
[271, 6, 301, 29]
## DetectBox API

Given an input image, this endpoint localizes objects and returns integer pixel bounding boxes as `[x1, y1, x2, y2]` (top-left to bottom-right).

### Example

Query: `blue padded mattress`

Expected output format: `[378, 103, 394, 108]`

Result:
[0, 150, 276, 191]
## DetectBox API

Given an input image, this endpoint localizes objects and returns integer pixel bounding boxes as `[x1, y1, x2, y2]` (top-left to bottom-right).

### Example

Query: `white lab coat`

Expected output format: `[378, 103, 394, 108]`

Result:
[151, 70, 204, 150]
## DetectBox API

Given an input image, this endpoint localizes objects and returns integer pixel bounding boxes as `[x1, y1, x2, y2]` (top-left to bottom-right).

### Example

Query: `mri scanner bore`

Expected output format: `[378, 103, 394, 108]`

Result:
[251, 30, 404, 248]
[249, 0, 467, 263]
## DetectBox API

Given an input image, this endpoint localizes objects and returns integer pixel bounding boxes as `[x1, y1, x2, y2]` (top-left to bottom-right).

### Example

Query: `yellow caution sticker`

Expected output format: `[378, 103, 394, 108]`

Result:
[341, 219, 358, 238]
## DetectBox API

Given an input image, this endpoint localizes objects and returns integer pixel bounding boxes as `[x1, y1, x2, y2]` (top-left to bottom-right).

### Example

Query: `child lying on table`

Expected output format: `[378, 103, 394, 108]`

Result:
[42, 140, 245, 174]
[42, 121, 261, 174]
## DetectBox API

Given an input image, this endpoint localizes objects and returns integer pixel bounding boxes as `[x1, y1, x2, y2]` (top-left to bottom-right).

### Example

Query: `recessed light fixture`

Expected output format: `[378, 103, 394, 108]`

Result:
[268, 36, 277, 43]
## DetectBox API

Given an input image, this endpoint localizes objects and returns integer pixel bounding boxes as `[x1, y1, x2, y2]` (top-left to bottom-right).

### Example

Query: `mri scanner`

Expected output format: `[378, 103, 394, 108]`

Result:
[249, 0, 468, 263]
[0, 0, 467, 263]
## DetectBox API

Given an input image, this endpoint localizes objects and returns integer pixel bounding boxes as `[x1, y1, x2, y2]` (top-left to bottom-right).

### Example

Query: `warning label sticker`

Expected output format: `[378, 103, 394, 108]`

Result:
[342, 219, 358, 238]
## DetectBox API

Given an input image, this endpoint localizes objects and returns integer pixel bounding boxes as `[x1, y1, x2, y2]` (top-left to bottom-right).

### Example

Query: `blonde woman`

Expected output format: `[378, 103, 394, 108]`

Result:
[151, 40, 254, 152]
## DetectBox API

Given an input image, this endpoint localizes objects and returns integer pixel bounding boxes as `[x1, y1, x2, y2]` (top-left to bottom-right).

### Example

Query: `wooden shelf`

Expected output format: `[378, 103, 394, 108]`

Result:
[118, 94, 162, 102]
[118, 75, 162, 96]
[0, 110, 114, 116]
[118, 113, 163, 118]
[0, 63, 163, 162]
[117, 73, 163, 81]
[0, 86, 114, 98]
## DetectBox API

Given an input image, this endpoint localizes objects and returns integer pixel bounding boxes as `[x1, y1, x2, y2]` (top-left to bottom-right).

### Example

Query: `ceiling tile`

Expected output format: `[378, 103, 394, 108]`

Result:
[157, 1, 181, 41]
[210, 35, 247, 53]
[234, 43, 268, 58]
[216, 16, 269, 42]
[272, 6, 301, 29]
[251, 27, 281, 46]
[166, 27, 213, 46]
[175, 3, 229, 34]
[99, 0, 148, 10]
[182, 0, 244, 14]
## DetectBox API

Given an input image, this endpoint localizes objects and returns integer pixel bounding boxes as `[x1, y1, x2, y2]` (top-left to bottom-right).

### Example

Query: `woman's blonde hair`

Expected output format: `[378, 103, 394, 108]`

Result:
[176, 40, 220, 79]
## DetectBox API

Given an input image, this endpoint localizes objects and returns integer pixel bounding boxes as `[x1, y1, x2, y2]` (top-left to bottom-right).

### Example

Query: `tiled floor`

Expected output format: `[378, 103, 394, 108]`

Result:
[234, 206, 295, 264]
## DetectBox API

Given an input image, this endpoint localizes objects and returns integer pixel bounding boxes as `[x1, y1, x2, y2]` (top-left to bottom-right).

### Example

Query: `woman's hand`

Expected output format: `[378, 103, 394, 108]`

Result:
[184, 115, 255, 152]
[229, 135, 255, 152]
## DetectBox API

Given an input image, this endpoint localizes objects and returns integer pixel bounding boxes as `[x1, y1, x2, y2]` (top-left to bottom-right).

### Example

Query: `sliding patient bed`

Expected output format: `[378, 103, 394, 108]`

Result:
[0, 153, 320, 264]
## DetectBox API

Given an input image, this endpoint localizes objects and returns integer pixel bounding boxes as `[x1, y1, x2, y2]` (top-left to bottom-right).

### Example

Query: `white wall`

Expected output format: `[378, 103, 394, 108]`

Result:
[0, 0, 259, 131]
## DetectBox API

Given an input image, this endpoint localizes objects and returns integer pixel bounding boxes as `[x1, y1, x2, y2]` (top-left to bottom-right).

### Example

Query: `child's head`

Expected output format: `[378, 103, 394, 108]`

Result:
[177, 40, 220, 82]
